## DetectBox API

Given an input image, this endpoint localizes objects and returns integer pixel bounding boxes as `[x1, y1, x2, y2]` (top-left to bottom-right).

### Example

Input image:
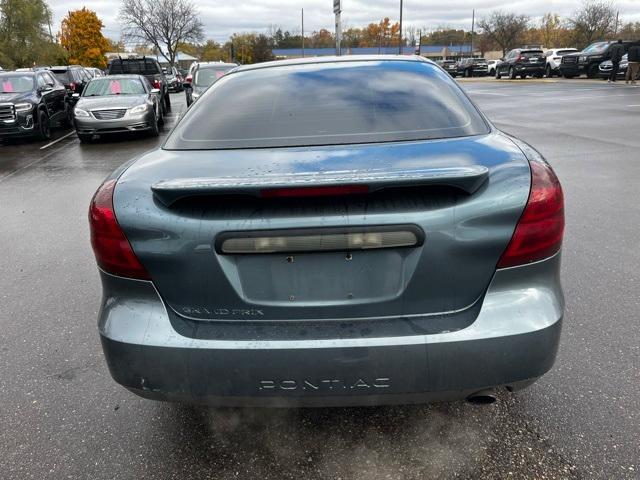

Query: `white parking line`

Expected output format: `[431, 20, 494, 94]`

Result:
[628, 104, 640, 107]
[39, 131, 75, 150]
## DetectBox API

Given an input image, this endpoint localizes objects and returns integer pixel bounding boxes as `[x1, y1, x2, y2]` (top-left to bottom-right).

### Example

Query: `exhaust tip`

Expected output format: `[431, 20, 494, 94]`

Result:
[466, 389, 497, 405]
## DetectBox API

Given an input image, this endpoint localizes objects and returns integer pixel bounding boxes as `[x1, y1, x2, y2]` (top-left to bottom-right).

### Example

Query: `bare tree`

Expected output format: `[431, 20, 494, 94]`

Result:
[119, 0, 204, 66]
[478, 11, 530, 56]
[567, 1, 617, 48]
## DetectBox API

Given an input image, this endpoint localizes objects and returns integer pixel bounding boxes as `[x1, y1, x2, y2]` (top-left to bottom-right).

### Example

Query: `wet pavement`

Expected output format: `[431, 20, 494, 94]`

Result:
[0, 83, 639, 479]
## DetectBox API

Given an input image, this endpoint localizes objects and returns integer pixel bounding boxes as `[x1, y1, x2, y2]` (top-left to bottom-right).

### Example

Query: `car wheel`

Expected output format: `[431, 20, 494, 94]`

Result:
[164, 92, 172, 112]
[563, 73, 575, 79]
[587, 64, 598, 79]
[157, 103, 165, 125]
[464, 69, 470, 78]
[37, 110, 51, 140]
[495, 68, 502, 79]
[509, 67, 517, 80]
[489, 68, 495, 76]
[545, 65, 553, 78]
[149, 113, 160, 137]
[77, 134, 92, 143]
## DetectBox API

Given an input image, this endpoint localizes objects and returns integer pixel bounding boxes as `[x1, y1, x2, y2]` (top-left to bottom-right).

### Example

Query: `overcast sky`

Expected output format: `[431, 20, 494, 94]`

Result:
[49, 0, 640, 44]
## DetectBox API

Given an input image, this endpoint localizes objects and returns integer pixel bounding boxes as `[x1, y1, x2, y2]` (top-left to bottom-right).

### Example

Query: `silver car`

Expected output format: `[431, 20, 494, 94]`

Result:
[74, 74, 162, 142]
[91, 56, 565, 407]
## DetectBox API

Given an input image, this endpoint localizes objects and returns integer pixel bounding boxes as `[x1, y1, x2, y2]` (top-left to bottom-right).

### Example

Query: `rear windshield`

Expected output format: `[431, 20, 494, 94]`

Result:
[165, 61, 490, 150]
[52, 71, 71, 83]
[0, 74, 34, 93]
[556, 50, 577, 56]
[194, 67, 231, 87]
[109, 59, 161, 75]
[83, 78, 145, 96]
[521, 50, 543, 57]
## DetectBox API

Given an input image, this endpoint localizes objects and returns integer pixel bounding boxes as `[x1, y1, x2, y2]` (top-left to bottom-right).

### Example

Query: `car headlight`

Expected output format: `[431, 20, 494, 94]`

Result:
[74, 108, 89, 117]
[579, 56, 587, 62]
[14, 102, 34, 113]
[130, 104, 148, 115]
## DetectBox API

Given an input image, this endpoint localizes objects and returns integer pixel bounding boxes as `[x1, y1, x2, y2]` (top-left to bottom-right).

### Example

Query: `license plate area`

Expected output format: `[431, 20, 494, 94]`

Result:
[234, 250, 408, 304]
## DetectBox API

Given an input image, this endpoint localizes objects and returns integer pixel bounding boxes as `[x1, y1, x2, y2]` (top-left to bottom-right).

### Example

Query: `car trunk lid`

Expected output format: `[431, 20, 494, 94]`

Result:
[114, 133, 531, 322]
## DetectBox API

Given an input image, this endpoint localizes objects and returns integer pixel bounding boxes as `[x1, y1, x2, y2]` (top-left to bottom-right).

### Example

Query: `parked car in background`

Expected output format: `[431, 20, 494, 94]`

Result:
[107, 57, 170, 113]
[456, 58, 489, 77]
[73, 74, 163, 143]
[436, 59, 458, 77]
[163, 66, 183, 92]
[560, 41, 633, 78]
[487, 60, 500, 76]
[543, 48, 578, 77]
[598, 54, 629, 80]
[85, 67, 105, 78]
[495, 48, 545, 79]
[185, 62, 237, 106]
[0, 69, 70, 140]
[91, 56, 564, 407]
[50, 65, 91, 101]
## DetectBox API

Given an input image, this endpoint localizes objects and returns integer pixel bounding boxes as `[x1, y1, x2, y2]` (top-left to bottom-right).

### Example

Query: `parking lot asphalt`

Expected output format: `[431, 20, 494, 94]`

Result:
[0, 81, 639, 479]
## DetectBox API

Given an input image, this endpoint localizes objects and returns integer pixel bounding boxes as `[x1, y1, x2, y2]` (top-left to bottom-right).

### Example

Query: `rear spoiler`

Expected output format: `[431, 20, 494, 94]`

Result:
[151, 166, 489, 207]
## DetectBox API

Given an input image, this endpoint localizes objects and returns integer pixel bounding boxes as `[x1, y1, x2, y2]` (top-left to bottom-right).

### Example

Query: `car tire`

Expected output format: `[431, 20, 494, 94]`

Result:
[563, 73, 576, 79]
[545, 65, 553, 78]
[464, 69, 470, 78]
[36, 110, 51, 140]
[157, 103, 165, 125]
[164, 92, 172, 112]
[77, 134, 92, 143]
[489, 68, 495, 76]
[587, 64, 599, 79]
[495, 68, 502, 79]
[149, 113, 160, 137]
[509, 67, 517, 80]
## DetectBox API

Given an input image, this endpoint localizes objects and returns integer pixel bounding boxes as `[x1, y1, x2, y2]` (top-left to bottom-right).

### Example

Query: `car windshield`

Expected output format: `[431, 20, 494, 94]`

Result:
[166, 60, 490, 150]
[109, 59, 161, 75]
[194, 68, 229, 87]
[0, 74, 34, 93]
[557, 50, 577, 55]
[83, 78, 145, 96]
[582, 42, 609, 54]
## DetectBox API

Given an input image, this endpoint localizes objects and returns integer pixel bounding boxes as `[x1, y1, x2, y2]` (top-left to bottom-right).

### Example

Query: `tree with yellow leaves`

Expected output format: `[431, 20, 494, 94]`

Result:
[59, 8, 110, 68]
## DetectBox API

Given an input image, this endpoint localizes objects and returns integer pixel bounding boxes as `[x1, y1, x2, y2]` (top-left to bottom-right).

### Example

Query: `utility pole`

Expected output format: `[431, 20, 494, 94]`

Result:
[470, 9, 475, 57]
[301, 8, 305, 57]
[398, 0, 403, 55]
[334, 0, 342, 56]
[614, 11, 619, 36]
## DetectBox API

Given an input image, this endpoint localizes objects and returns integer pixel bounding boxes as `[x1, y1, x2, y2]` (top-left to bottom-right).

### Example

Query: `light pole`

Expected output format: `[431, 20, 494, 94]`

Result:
[398, 0, 403, 55]
[301, 8, 305, 57]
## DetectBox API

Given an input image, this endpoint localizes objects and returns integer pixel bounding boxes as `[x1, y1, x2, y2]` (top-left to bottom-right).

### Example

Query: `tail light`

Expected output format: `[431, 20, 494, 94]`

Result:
[186, 75, 192, 83]
[69, 82, 76, 91]
[153, 80, 161, 89]
[497, 161, 564, 268]
[89, 179, 150, 279]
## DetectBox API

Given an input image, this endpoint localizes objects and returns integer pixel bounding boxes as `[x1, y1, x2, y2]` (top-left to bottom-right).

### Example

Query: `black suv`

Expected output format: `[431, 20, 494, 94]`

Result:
[0, 70, 70, 140]
[456, 58, 489, 77]
[560, 41, 634, 78]
[50, 65, 91, 102]
[108, 57, 171, 113]
[495, 48, 545, 79]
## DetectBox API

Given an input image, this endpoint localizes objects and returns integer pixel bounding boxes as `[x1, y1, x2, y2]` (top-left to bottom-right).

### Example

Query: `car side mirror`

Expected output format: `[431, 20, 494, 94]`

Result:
[150, 88, 160, 94]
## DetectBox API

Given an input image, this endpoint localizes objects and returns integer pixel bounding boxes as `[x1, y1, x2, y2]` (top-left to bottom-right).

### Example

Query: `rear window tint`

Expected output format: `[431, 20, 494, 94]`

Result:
[556, 50, 576, 56]
[165, 60, 490, 150]
[522, 50, 543, 56]
[109, 60, 161, 75]
[52, 71, 70, 83]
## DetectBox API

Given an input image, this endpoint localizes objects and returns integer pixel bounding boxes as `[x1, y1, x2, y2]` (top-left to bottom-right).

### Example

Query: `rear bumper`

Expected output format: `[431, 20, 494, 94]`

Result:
[98, 254, 564, 407]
